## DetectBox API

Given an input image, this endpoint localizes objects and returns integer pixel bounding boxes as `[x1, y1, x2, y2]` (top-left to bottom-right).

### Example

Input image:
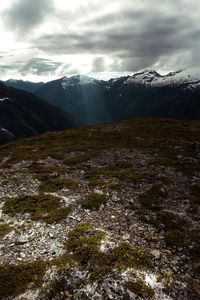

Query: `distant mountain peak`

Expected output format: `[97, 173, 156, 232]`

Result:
[61, 74, 99, 89]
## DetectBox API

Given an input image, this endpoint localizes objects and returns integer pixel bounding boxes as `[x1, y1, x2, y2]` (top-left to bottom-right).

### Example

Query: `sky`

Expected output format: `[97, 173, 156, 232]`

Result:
[0, 0, 200, 82]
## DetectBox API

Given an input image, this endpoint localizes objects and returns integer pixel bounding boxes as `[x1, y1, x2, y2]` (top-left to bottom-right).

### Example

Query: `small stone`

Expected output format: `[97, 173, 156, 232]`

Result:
[49, 232, 54, 238]
[151, 249, 161, 259]
[77, 217, 82, 222]
[94, 189, 104, 195]
[17, 237, 29, 244]
[20, 252, 26, 258]
[122, 234, 130, 240]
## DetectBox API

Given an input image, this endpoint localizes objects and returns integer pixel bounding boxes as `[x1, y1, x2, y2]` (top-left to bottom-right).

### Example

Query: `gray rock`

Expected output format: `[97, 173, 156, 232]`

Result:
[122, 234, 130, 240]
[151, 249, 161, 259]
[49, 232, 54, 238]
[20, 252, 26, 258]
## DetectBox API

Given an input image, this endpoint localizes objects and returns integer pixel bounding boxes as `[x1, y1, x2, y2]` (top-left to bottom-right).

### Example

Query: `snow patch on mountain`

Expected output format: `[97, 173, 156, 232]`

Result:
[0, 128, 15, 137]
[124, 68, 200, 88]
[61, 75, 99, 89]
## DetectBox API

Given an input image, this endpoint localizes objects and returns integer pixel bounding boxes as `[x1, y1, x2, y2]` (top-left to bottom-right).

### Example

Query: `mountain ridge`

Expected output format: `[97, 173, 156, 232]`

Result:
[0, 82, 77, 145]
[35, 69, 200, 126]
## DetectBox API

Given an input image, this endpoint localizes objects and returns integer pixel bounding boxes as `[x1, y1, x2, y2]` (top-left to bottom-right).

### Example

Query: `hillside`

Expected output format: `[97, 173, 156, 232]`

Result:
[0, 82, 77, 145]
[0, 118, 199, 299]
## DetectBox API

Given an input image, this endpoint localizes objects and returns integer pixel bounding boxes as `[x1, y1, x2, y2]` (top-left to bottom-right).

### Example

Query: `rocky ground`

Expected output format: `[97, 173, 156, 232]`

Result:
[0, 118, 199, 299]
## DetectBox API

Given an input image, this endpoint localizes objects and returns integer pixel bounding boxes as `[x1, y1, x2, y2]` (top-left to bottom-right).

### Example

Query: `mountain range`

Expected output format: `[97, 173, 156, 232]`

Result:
[1, 69, 200, 144]
[4, 79, 44, 93]
[35, 70, 200, 125]
[0, 82, 76, 145]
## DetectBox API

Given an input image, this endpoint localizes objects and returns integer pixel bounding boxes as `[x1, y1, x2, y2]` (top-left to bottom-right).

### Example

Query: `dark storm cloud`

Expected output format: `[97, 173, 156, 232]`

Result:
[1, 0, 200, 77]
[0, 58, 62, 76]
[3, 0, 54, 34]
[32, 3, 200, 71]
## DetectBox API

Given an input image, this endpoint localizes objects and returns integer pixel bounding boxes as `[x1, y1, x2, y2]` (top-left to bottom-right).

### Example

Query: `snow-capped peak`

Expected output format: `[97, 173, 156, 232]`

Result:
[125, 70, 161, 85]
[61, 74, 99, 89]
[124, 68, 200, 88]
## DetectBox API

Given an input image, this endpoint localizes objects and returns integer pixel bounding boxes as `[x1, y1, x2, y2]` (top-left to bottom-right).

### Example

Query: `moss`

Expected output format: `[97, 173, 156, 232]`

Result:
[42, 206, 72, 224]
[156, 211, 190, 247]
[67, 223, 105, 266]
[157, 211, 189, 231]
[139, 184, 168, 210]
[110, 243, 153, 270]
[88, 176, 105, 187]
[115, 160, 133, 168]
[80, 192, 107, 210]
[186, 279, 200, 299]
[66, 224, 152, 281]
[165, 230, 186, 246]
[64, 154, 91, 165]
[39, 178, 78, 193]
[45, 277, 67, 298]
[125, 280, 155, 299]
[91, 166, 152, 183]
[102, 182, 122, 190]
[0, 260, 46, 298]
[3, 194, 71, 223]
[28, 162, 65, 180]
[0, 224, 12, 237]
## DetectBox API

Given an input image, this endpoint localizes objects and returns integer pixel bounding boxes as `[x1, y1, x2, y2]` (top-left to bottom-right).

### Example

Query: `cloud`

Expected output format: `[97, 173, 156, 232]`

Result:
[0, 57, 62, 76]
[92, 57, 105, 72]
[32, 7, 200, 72]
[1, 0, 200, 79]
[3, 0, 54, 34]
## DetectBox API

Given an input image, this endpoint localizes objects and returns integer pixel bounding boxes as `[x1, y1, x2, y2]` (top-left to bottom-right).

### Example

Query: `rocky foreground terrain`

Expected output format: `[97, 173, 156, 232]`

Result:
[0, 118, 199, 299]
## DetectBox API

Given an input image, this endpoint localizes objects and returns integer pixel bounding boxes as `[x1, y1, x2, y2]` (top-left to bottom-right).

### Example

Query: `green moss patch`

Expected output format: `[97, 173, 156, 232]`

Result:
[0, 260, 46, 298]
[91, 166, 152, 183]
[80, 192, 107, 210]
[39, 178, 78, 193]
[125, 280, 155, 299]
[66, 224, 153, 281]
[0, 224, 12, 237]
[45, 277, 70, 299]
[156, 211, 192, 247]
[165, 230, 186, 246]
[3, 194, 71, 224]
[139, 184, 168, 210]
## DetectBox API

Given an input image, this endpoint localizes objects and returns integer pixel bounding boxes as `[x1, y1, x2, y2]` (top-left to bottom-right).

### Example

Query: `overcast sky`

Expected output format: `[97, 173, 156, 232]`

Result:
[0, 0, 200, 81]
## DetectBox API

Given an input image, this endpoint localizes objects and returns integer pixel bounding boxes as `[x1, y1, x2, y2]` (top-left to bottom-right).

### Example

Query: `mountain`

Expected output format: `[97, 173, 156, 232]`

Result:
[121, 69, 200, 88]
[36, 70, 200, 125]
[105, 71, 200, 121]
[3, 79, 44, 93]
[0, 118, 199, 299]
[36, 75, 111, 125]
[0, 82, 76, 144]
